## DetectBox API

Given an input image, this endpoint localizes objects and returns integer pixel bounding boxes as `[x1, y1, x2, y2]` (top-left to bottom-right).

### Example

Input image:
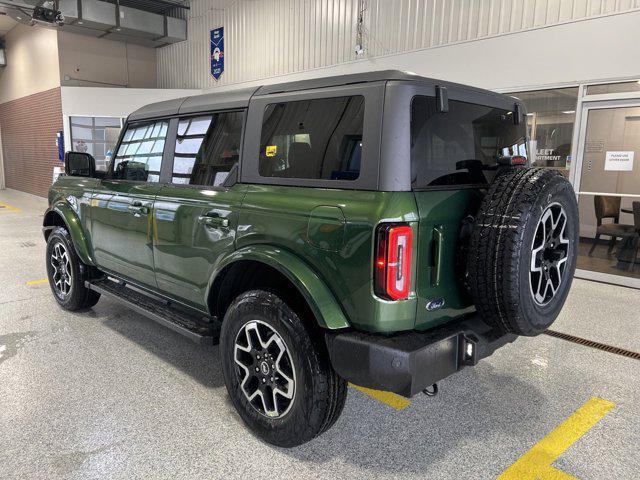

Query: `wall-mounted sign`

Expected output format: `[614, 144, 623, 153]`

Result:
[210, 27, 224, 80]
[604, 151, 634, 171]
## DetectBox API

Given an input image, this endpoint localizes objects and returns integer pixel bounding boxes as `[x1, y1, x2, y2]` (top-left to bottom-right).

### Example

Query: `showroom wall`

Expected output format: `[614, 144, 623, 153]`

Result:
[0, 88, 63, 196]
[0, 24, 60, 104]
[157, 0, 640, 91]
[58, 31, 157, 88]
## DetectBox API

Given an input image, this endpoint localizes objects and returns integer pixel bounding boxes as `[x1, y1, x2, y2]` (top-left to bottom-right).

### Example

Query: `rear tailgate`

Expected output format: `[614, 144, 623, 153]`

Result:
[412, 189, 481, 330]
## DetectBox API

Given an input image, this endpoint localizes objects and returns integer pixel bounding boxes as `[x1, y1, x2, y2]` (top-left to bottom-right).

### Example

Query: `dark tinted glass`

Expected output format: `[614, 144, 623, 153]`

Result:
[172, 111, 243, 186]
[411, 96, 527, 189]
[259, 96, 364, 180]
[112, 120, 168, 182]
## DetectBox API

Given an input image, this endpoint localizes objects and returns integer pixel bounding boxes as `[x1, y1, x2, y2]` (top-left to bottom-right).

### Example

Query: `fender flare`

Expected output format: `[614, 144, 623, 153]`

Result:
[211, 245, 350, 330]
[43, 204, 95, 266]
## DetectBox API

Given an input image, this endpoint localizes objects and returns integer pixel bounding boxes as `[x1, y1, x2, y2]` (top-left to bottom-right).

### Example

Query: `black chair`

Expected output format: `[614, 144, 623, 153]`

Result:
[588, 195, 636, 256]
[632, 201, 640, 268]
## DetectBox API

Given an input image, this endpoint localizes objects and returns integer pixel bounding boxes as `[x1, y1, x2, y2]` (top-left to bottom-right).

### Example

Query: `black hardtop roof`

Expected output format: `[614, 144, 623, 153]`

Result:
[128, 70, 518, 122]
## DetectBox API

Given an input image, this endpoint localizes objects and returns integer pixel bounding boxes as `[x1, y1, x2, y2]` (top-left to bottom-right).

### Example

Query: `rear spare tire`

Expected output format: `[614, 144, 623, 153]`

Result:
[467, 167, 578, 336]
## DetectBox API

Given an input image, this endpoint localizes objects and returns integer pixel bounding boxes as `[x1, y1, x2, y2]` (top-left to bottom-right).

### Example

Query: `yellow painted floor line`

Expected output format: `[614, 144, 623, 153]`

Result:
[0, 202, 21, 213]
[498, 397, 616, 480]
[26, 278, 48, 286]
[349, 383, 411, 411]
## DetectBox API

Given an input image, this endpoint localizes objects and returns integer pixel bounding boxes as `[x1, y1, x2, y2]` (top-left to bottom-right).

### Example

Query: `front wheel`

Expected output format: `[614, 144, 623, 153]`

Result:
[46, 227, 101, 311]
[220, 290, 347, 447]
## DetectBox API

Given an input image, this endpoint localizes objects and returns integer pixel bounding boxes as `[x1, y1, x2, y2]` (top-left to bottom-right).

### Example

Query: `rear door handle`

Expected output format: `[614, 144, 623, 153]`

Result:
[431, 226, 444, 287]
[198, 212, 229, 228]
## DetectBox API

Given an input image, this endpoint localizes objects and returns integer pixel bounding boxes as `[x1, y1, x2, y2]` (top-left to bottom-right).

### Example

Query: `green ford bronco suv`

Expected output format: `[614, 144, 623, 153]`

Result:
[44, 71, 578, 447]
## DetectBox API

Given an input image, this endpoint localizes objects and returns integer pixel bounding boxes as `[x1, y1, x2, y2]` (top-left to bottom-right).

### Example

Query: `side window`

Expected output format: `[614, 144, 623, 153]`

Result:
[172, 111, 244, 186]
[258, 96, 364, 181]
[112, 120, 168, 182]
[410, 96, 527, 188]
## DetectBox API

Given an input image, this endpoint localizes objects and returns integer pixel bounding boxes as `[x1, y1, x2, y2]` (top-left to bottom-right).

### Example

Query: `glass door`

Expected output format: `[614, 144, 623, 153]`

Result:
[573, 100, 640, 288]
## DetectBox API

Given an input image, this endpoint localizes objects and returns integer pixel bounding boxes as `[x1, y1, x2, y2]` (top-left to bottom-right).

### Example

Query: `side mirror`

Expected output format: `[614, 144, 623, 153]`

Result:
[64, 151, 96, 177]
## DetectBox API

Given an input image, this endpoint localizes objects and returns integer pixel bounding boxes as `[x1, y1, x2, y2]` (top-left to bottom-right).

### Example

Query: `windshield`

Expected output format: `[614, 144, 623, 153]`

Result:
[410, 96, 527, 189]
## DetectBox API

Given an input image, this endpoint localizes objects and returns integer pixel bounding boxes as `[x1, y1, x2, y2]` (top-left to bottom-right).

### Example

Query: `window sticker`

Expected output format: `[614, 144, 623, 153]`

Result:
[266, 145, 277, 157]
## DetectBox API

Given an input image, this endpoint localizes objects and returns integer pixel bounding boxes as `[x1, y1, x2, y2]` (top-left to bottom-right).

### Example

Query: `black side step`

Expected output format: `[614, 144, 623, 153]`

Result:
[86, 278, 220, 345]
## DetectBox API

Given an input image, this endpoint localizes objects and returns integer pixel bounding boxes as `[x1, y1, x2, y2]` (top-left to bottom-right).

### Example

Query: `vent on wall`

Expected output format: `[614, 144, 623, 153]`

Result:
[3, 0, 187, 47]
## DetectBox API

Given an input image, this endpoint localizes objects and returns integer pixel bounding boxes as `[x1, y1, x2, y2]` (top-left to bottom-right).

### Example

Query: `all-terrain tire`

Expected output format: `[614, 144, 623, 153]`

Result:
[220, 290, 347, 447]
[46, 227, 101, 311]
[467, 167, 579, 336]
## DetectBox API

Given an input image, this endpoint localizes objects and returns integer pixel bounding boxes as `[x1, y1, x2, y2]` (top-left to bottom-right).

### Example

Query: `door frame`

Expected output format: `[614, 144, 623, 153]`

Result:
[570, 96, 640, 289]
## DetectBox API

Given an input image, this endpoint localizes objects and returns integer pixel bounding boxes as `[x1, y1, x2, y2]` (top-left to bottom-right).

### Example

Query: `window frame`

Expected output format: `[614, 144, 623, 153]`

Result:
[241, 83, 383, 190]
[165, 109, 247, 189]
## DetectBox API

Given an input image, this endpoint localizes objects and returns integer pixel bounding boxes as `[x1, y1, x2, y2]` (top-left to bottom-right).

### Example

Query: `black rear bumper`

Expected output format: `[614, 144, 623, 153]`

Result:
[325, 315, 516, 398]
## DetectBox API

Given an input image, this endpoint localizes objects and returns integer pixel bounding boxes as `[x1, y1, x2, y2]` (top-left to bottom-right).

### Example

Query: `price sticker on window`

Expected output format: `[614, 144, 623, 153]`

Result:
[266, 145, 277, 157]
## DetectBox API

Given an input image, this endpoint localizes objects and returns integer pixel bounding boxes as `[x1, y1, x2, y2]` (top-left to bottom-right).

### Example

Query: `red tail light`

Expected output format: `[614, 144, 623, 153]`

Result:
[374, 224, 413, 300]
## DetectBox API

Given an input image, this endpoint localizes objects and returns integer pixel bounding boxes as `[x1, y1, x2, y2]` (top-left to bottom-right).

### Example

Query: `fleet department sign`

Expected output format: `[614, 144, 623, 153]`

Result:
[210, 27, 224, 80]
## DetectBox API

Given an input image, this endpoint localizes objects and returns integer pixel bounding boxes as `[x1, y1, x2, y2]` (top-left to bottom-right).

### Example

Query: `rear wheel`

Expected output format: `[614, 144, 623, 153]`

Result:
[467, 168, 579, 336]
[46, 227, 101, 311]
[220, 289, 347, 447]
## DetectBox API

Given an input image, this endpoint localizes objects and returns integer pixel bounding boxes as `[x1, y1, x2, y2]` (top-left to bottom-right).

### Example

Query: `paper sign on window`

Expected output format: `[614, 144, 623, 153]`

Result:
[604, 151, 634, 171]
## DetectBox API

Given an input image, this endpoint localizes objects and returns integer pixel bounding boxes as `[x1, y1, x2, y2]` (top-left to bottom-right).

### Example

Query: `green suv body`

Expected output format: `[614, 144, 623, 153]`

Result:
[44, 70, 578, 447]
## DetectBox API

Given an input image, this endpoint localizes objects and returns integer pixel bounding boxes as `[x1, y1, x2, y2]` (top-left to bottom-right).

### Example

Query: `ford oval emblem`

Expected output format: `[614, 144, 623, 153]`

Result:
[426, 298, 445, 311]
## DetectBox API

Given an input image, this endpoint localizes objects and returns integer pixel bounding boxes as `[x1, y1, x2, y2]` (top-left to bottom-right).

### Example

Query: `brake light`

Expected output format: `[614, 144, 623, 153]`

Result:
[374, 224, 413, 300]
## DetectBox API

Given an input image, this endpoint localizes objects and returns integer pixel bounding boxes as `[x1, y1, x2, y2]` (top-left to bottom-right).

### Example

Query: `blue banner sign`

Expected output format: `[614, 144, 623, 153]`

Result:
[210, 27, 224, 80]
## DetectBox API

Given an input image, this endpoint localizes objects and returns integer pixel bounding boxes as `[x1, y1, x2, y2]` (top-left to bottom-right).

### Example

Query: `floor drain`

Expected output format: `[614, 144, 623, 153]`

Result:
[19, 241, 36, 248]
[544, 330, 640, 360]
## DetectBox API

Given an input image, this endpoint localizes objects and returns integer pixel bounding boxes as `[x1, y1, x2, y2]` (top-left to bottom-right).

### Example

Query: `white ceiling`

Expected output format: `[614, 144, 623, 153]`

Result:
[0, 14, 18, 38]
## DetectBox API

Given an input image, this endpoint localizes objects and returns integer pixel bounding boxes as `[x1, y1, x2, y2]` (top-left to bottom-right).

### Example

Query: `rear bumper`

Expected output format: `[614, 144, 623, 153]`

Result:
[325, 315, 516, 398]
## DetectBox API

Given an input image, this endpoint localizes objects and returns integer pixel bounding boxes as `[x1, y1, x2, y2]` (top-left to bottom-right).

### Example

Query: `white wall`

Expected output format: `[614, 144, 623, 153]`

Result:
[0, 24, 60, 104]
[58, 31, 157, 88]
[157, 0, 640, 91]
[60, 86, 201, 153]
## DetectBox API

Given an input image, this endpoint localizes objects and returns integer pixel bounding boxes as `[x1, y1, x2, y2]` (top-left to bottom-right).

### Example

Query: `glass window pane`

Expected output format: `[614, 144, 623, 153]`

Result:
[258, 97, 364, 181]
[173, 157, 196, 174]
[171, 112, 243, 186]
[175, 137, 205, 155]
[112, 120, 168, 183]
[177, 119, 189, 136]
[586, 81, 640, 95]
[95, 117, 122, 127]
[410, 97, 527, 188]
[94, 143, 105, 158]
[186, 117, 213, 136]
[72, 125, 92, 141]
[70, 116, 92, 126]
[72, 140, 93, 155]
[132, 126, 148, 141]
[507, 87, 579, 174]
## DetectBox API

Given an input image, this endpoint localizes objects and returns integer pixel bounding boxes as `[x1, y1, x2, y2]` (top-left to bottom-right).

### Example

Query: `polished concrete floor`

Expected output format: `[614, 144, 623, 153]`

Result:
[0, 188, 638, 480]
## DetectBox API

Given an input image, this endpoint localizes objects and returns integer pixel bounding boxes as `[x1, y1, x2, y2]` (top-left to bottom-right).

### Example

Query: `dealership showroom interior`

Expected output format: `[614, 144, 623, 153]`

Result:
[1, 0, 640, 478]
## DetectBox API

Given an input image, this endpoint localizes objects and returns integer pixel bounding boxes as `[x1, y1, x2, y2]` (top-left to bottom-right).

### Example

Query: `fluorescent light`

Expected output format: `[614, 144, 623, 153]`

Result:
[562, 110, 575, 114]
[526, 113, 534, 116]
[0, 48, 5, 67]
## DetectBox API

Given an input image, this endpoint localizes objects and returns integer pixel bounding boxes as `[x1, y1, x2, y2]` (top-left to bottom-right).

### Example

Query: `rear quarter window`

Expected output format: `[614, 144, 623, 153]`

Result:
[411, 96, 527, 189]
[258, 96, 364, 181]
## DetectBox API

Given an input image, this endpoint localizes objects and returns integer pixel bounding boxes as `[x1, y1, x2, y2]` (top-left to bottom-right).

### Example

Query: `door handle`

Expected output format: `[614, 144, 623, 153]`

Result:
[128, 201, 150, 216]
[198, 212, 229, 228]
[430, 226, 444, 287]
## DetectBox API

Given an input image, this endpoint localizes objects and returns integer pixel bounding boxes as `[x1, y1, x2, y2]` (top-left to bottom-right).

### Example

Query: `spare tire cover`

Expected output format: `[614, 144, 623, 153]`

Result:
[467, 167, 579, 336]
